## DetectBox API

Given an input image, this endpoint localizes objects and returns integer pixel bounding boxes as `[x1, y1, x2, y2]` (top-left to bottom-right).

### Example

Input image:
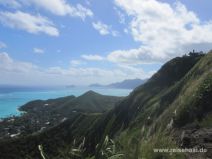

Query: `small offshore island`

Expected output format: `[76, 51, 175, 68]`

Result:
[0, 52, 211, 159]
[1, 0, 212, 158]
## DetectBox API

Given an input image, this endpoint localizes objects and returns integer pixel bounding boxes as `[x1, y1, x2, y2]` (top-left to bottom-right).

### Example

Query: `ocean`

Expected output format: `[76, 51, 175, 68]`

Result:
[0, 86, 132, 118]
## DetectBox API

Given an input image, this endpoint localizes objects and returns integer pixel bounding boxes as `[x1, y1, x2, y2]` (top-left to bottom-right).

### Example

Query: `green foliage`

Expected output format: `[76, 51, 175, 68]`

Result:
[96, 135, 124, 159]
[174, 73, 212, 127]
[21, 91, 123, 116]
[1, 52, 212, 159]
[199, 113, 212, 128]
[56, 137, 86, 159]
[116, 129, 142, 159]
[140, 133, 186, 159]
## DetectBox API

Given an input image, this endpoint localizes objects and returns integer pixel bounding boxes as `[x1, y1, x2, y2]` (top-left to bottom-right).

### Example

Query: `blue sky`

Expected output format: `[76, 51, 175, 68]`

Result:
[0, 0, 212, 86]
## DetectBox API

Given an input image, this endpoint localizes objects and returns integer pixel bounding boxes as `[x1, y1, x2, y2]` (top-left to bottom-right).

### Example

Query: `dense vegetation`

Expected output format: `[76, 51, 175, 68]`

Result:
[0, 91, 122, 140]
[0, 51, 212, 159]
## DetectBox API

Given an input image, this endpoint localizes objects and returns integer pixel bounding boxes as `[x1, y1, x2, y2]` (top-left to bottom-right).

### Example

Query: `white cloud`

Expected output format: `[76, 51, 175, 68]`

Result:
[92, 21, 119, 36]
[0, 52, 38, 73]
[0, 52, 153, 85]
[92, 21, 110, 35]
[70, 60, 84, 66]
[81, 54, 104, 61]
[0, 41, 7, 49]
[0, 11, 59, 36]
[46, 65, 152, 84]
[33, 48, 45, 54]
[0, 0, 21, 8]
[108, 47, 162, 65]
[111, 0, 212, 64]
[19, 0, 93, 20]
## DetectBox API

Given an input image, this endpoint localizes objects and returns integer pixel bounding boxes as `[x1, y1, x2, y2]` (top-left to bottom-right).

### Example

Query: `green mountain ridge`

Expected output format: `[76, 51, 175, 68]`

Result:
[57, 90, 124, 114]
[0, 91, 122, 141]
[20, 90, 123, 114]
[0, 51, 211, 159]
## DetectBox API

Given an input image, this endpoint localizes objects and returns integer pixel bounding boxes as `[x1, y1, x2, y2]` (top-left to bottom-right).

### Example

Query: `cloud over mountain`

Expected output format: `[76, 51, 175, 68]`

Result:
[110, 0, 212, 64]
[0, 52, 153, 85]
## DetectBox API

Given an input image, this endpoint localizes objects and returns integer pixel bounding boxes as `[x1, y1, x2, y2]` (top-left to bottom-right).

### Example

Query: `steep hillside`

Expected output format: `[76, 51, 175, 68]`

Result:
[82, 52, 209, 158]
[21, 91, 122, 114]
[0, 52, 211, 159]
[0, 114, 102, 159]
[55, 90, 123, 114]
[85, 52, 211, 159]
[0, 91, 122, 141]
[19, 95, 76, 113]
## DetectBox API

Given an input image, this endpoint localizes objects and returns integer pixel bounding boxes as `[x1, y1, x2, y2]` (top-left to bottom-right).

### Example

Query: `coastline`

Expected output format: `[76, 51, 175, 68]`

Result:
[0, 87, 131, 118]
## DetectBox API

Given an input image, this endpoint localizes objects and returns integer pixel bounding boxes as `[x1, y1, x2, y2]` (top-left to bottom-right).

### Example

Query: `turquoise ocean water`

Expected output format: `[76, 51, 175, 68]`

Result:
[0, 86, 132, 118]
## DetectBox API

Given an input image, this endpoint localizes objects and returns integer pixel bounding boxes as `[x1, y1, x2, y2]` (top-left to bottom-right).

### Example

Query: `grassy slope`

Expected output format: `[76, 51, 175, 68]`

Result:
[0, 113, 102, 159]
[0, 91, 123, 158]
[84, 53, 208, 158]
[0, 52, 212, 159]
[101, 52, 212, 159]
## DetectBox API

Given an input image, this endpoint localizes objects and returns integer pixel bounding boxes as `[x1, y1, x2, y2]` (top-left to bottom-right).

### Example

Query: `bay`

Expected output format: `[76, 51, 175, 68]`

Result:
[0, 86, 131, 118]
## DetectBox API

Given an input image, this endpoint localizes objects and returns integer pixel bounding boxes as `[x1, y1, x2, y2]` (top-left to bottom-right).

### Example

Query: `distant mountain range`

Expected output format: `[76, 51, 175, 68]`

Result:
[89, 78, 147, 89]
[1, 52, 212, 159]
